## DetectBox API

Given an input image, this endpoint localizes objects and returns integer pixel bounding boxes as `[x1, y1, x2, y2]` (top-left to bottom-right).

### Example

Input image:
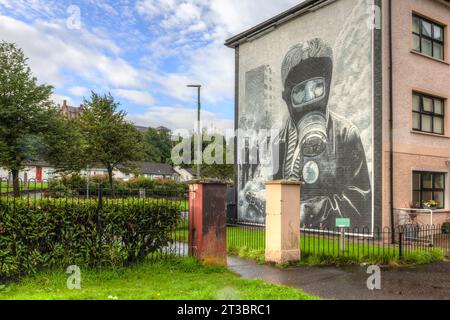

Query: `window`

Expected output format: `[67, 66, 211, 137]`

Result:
[413, 172, 445, 209]
[412, 92, 444, 135]
[413, 14, 444, 60]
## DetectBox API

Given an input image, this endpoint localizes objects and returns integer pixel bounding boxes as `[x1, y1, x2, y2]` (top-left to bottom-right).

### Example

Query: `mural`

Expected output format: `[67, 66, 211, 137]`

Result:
[238, 0, 374, 230]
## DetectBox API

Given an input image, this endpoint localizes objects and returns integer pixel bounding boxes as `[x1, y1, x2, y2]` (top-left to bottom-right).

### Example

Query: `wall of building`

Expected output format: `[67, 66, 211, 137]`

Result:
[0, 166, 57, 182]
[236, 0, 379, 230]
[382, 0, 450, 227]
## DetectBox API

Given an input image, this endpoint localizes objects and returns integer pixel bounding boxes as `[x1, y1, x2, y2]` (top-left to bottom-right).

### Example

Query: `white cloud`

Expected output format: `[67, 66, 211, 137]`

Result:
[113, 89, 155, 107]
[136, 0, 176, 19]
[69, 86, 90, 97]
[0, 15, 143, 89]
[128, 105, 233, 132]
[135, 0, 303, 105]
[51, 93, 75, 107]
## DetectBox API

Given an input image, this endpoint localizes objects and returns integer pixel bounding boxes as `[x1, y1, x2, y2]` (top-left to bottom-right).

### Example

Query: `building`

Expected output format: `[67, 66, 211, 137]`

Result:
[59, 100, 83, 119]
[156, 126, 171, 134]
[0, 161, 57, 182]
[135, 125, 149, 133]
[174, 166, 195, 182]
[1, 162, 178, 182]
[81, 162, 176, 181]
[119, 162, 175, 180]
[225, 0, 450, 230]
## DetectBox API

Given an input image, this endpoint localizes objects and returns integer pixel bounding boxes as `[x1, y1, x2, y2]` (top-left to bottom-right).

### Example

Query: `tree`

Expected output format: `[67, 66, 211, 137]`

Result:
[181, 131, 234, 181]
[143, 127, 173, 164]
[77, 92, 144, 193]
[43, 112, 89, 175]
[0, 42, 54, 196]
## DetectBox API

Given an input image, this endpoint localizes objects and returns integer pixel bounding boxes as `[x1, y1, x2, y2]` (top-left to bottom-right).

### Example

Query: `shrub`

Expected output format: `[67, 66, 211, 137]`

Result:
[48, 175, 188, 196]
[0, 198, 179, 281]
[442, 222, 450, 234]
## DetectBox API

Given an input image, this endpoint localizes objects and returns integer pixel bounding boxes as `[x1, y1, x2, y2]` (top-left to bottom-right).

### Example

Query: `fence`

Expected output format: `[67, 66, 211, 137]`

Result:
[0, 179, 189, 280]
[225, 219, 450, 262]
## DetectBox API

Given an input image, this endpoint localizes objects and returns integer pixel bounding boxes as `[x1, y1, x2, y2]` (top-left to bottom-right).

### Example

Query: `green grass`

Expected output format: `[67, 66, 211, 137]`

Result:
[0, 182, 48, 193]
[175, 224, 445, 266]
[0, 257, 320, 300]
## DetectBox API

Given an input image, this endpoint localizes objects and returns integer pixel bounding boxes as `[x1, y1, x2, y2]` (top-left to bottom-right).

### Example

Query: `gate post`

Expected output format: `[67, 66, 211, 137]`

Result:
[265, 180, 302, 264]
[188, 180, 227, 266]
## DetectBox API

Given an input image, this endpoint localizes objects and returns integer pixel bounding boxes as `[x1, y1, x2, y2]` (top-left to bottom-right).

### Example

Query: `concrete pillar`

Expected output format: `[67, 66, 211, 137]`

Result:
[265, 180, 302, 264]
[188, 180, 227, 266]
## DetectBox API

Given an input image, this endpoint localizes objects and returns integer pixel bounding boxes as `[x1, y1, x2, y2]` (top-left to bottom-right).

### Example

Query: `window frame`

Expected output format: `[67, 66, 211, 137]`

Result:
[412, 92, 445, 135]
[412, 14, 445, 60]
[412, 171, 445, 209]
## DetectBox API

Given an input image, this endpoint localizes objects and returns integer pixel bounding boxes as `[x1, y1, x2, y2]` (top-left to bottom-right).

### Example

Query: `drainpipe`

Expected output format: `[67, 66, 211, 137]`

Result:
[388, 0, 395, 243]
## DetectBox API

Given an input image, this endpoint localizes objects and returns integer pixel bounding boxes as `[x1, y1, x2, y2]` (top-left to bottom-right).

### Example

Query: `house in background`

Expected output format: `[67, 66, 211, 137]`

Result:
[0, 161, 57, 182]
[59, 100, 83, 119]
[174, 166, 195, 182]
[1, 162, 178, 182]
[115, 162, 175, 180]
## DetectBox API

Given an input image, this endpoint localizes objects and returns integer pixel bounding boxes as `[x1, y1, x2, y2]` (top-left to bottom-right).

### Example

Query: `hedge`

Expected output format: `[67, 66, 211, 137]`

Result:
[0, 198, 180, 281]
[47, 175, 188, 196]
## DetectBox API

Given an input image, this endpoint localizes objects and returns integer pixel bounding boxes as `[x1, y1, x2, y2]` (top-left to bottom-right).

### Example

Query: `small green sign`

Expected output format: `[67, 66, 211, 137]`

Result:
[336, 218, 350, 228]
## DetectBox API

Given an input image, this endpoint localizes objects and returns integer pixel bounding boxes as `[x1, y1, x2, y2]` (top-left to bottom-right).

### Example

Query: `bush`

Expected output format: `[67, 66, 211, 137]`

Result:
[442, 222, 450, 234]
[0, 198, 179, 281]
[48, 175, 187, 196]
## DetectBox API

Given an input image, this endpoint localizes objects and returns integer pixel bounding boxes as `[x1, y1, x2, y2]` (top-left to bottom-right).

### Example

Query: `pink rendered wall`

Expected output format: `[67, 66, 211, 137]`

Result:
[382, 0, 450, 227]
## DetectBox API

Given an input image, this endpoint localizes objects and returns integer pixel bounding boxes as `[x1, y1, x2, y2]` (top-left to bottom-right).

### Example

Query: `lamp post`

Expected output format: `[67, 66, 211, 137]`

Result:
[187, 85, 202, 178]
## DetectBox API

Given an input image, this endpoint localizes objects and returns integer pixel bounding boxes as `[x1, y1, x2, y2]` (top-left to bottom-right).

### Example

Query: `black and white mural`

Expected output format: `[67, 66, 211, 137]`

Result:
[237, 0, 375, 230]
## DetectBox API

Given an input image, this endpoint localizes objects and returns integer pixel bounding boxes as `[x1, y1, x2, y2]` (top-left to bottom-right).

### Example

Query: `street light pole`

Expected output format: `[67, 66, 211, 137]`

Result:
[187, 85, 202, 178]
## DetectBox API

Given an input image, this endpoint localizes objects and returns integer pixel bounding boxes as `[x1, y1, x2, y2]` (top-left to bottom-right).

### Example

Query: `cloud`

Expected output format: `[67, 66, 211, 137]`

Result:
[51, 93, 75, 106]
[128, 105, 233, 132]
[69, 86, 90, 97]
[1, 0, 307, 131]
[113, 89, 155, 107]
[134, 0, 303, 105]
[0, 15, 143, 89]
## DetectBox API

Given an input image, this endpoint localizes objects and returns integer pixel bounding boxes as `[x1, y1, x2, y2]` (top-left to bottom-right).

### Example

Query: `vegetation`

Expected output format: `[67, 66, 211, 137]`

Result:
[172, 132, 234, 181]
[47, 175, 188, 195]
[0, 257, 319, 300]
[143, 128, 173, 164]
[71, 93, 144, 193]
[0, 42, 55, 197]
[0, 198, 180, 280]
[0, 181, 48, 193]
[442, 222, 450, 234]
[176, 225, 445, 266]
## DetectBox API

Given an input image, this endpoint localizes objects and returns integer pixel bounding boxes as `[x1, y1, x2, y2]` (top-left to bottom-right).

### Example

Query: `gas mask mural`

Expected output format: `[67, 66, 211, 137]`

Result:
[276, 39, 372, 228]
[237, 0, 374, 230]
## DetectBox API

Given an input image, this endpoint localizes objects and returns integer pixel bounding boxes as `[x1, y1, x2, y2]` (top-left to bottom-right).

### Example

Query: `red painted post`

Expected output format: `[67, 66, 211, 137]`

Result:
[188, 180, 227, 266]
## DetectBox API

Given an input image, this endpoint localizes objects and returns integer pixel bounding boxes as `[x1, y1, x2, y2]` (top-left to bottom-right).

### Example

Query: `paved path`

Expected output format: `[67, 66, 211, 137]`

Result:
[227, 256, 450, 300]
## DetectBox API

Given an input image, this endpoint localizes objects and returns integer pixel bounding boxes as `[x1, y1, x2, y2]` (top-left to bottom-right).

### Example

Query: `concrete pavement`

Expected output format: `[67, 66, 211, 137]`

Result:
[227, 256, 450, 300]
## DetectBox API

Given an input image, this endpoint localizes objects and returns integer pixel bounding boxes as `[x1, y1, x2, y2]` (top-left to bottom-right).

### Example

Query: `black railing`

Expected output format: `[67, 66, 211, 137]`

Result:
[225, 218, 450, 262]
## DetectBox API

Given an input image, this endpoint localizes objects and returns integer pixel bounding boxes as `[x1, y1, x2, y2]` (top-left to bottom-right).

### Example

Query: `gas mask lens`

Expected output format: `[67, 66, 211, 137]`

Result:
[291, 78, 325, 109]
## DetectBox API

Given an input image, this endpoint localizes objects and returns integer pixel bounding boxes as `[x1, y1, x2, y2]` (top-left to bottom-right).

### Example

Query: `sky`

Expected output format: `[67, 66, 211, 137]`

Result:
[0, 0, 302, 132]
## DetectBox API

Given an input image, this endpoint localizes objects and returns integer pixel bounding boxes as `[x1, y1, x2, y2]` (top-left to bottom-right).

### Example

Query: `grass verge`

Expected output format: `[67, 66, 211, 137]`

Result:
[0, 257, 320, 300]
[200, 226, 445, 267]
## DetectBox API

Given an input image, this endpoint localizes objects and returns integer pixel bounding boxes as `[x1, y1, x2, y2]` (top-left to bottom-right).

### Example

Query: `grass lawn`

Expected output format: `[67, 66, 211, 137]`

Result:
[0, 257, 320, 300]
[175, 224, 445, 266]
[0, 181, 48, 193]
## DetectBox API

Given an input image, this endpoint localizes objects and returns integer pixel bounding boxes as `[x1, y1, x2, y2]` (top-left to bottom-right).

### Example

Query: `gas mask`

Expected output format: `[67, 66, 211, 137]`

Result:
[283, 57, 333, 157]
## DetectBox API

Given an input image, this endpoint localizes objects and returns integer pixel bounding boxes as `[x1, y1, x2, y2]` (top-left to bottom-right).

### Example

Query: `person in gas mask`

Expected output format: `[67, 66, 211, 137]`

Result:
[273, 38, 372, 229]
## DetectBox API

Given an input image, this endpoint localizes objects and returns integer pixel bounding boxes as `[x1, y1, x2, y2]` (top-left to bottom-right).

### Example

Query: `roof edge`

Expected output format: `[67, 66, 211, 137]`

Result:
[224, 0, 329, 48]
